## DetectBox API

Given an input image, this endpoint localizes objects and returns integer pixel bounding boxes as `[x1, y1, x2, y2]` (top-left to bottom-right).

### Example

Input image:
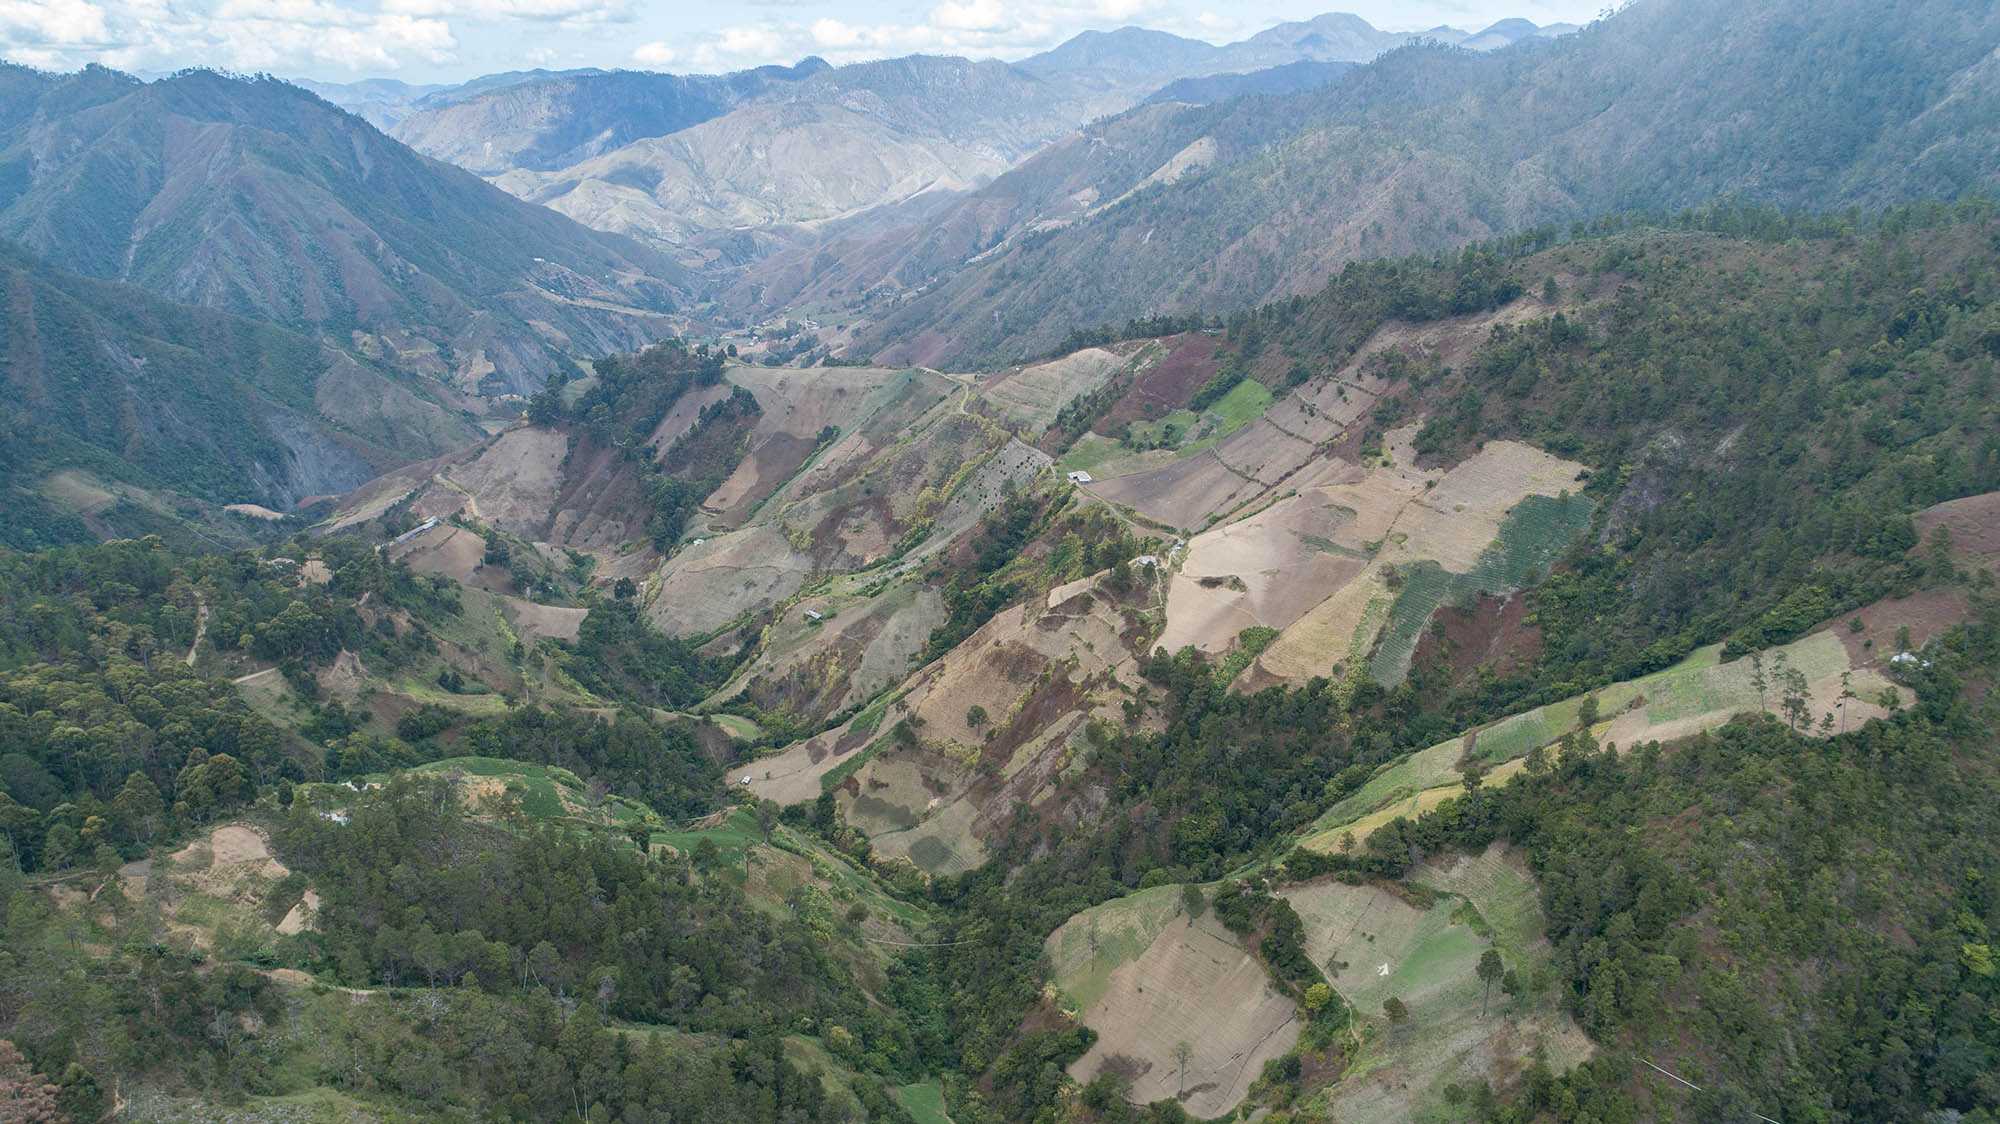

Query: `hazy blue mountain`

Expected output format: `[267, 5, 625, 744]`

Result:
[1143, 59, 1358, 106]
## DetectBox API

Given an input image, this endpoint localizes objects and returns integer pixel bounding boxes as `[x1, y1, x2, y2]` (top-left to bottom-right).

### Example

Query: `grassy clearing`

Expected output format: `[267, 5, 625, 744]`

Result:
[414, 757, 580, 819]
[1045, 883, 1188, 1013]
[710, 713, 762, 741]
[307, 757, 650, 829]
[1058, 434, 1138, 477]
[898, 1081, 954, 1124]
[1206, 377, 1273, 431]
[1129, 409, 1197, 448]
[653, 807, 760, 867]
[1283, 847, 1588, 1124]
[1302, 759, 1529, 853]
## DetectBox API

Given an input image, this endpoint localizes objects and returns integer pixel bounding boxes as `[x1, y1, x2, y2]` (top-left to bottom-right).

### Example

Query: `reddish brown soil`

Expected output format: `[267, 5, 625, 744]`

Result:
[1915, 490, 2000, 569]
[1098, 334, 1221, 430]
[1833, 588, 1971, 669]
[1410, 590, 1544, 686]
[714, 433, 817, 528]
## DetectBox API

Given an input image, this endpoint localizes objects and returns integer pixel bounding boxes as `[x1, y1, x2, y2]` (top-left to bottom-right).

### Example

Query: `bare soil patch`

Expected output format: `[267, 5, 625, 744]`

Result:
[1065, 913, 1300, 1118]
[391, 524, 517, 594]
[502, 597, 588, 645]
[1835, 588, 1972, 669]
[1411, 590, 1544, 686]
[1088, 448, 1265, 529]
[1100, 334, 1220, 428]
[1915, 489, 2000, 568]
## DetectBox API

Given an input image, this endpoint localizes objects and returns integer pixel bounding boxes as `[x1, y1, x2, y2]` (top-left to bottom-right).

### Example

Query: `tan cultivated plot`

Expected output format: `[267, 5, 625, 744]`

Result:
[1051, 895, 1300, 1118]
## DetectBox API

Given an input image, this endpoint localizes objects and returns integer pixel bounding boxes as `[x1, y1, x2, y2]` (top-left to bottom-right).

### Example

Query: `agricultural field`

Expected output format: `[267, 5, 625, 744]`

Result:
[1368, 490, 1596, 685]
[1300, 624, 1911, 854]
[980, 346, 1133, 432]
[120, 824, 303, 961]
[819, 569, 1143, 874]
[1282, 846, 1591, 1124]
[1049, 887, 1300, 1118]
[707, 576, 945, 725]
[1151, 434, 1589, 682]
[1055, 370, 1273, 486]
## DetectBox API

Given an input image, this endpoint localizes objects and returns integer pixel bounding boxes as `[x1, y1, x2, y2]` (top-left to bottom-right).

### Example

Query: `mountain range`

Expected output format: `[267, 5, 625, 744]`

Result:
[352, 14, 1573, 275]
[738, 0, 2000, 365]
[0, 64, 685, 399]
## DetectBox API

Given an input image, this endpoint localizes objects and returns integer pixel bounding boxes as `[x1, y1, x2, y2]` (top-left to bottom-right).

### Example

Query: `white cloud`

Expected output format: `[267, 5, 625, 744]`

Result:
[1, 0, 458, 74]
[669, 0, 1156, 73]
[381, 0, 625, 21]
[0, 0, 110, 44]
[931, 0, 1007, 32]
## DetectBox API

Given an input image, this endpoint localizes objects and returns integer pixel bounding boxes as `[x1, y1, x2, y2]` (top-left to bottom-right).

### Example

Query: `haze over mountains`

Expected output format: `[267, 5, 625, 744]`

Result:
[350, 14, 1572, 273]
[747, 0, 2000, 365]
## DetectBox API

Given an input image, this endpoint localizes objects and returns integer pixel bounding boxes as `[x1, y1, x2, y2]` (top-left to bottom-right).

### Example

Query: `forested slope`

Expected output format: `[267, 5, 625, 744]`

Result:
[0, 240, 482, 549]
[0, 65, 683, 398]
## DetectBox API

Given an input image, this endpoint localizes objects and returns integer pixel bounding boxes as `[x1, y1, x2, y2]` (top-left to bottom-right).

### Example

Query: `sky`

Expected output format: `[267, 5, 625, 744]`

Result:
[0, 0, 1608, 84]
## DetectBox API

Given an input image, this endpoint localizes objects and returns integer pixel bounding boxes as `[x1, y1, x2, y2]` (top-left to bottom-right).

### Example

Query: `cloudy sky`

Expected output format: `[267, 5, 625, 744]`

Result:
[1, 0, 1608, 83]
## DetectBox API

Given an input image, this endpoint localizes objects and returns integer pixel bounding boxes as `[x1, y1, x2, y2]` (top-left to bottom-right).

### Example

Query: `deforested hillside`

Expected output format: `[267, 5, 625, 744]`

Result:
[0, 65, 685, 398]
[774, 0, 2000, 367]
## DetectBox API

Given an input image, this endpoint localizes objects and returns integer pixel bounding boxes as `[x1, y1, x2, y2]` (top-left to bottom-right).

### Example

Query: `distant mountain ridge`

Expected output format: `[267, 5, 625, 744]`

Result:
[0, 64, 686, 398]
[485, 55, 1128, 261]
[755, 0, 2000, 367]
[1143, 60, 1358, 107]
[369, 13, 1570, 272]
[387, 59, 833, 175]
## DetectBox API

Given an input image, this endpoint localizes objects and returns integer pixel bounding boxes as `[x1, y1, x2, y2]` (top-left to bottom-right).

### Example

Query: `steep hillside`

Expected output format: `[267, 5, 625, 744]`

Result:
[0, 240, 480, 549]
[494, 59, 1097, 256]
[776, 0, 2000, 366]
[388, 60, 830, 174]
[0, 65, 685, 397]
[469, 56, 1134, 269]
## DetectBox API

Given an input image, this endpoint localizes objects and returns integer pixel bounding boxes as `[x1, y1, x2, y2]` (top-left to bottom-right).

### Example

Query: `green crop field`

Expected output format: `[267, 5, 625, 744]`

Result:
[1045, 883, 1188, 1013]
[898, 1082, 954, 1124]
[1370, 494, 1595, 685]
[1206, 378, 1273, 431]
[653, 807, 761, 867]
